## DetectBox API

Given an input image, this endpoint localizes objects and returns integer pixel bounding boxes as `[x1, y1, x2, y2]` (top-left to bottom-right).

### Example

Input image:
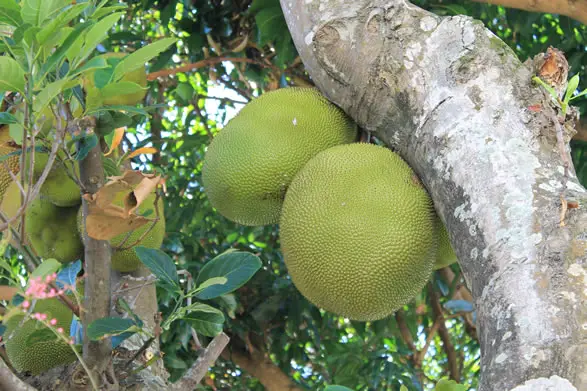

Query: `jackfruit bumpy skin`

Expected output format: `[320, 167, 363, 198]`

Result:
[202, 87, 358, 226]
[280, 143, 438, 321]
[25, 197, 83, 263]
[0, 136, 20, 201]
[434, 223, 458, 270]
[4, 298, 76, 374]
[34, 152, 81, 207]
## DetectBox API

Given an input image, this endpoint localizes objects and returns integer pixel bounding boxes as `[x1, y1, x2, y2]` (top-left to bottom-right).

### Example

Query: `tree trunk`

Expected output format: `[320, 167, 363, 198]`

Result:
[280, 1, 586, 390]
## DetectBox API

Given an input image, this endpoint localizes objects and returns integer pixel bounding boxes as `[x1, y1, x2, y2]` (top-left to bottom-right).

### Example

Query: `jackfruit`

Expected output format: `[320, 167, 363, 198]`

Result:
[203, 87, 357, 226]
[83, 52, 148, 106]
[434, 223, 457, 270]
[0, 130, 20, 202]
[3, 297, 77, 374]
[280, 143, 437, 321]
[25, 197, 83, 263]
[33, 151, 81, 207]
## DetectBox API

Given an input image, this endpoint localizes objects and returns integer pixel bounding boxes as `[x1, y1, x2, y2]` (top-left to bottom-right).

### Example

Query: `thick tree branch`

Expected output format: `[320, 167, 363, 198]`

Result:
[471, 0, 587, 26]
[221, 342, 305, 391]
[79, 142, 113, 382]
[0, 358, 37, 391]
[281, 1, 586, 390]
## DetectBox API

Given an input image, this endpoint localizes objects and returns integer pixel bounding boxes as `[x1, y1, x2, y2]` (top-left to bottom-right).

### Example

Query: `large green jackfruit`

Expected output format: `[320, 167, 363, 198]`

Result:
[280, 143, 437, 321]
[202, 87, 357, 226]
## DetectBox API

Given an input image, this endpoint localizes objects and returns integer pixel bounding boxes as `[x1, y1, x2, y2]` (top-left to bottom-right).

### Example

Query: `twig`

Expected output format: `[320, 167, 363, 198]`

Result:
[429, 284, 460, 381]
[123, 337, 156, 370]
[147, 57, 274, 81]
[171, 333, 230, 390]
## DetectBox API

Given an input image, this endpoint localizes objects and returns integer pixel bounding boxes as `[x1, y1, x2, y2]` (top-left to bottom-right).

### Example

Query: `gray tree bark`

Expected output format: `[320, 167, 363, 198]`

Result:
[279, 1, 586, 390]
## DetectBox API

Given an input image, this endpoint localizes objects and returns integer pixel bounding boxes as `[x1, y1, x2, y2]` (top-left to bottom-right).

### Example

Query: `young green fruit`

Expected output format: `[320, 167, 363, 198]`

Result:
[202, 87, 357, 226]
[434, 223, 458, 270]
[280, 143, 437, 321]
[25, 197, 83, 263]
[3, 298, 77, 374]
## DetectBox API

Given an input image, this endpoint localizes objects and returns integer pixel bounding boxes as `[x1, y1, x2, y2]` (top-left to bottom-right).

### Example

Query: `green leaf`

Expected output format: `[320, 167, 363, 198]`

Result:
[175, 83, 193, 102]
[31, 259, 62, 279]
[100, 81, 146, 100]
[26, 328, 58, 345]
[91, 5, 127, 19]
[77, 12, 124, 66]
[564, 74, 580, 104]
[135, 247, 180, 292]
[183, 309, 224, 337]
[324, 386, 354, 391]
[165, 302, 223, 327]
[435, 379, 468, 391]
[112, 37, 177, 81]
[36, 3, 88, 45]
[75, 133, 98, 161]
[21, 0, 67, 26]
[248, 0, 279, 15]
[71, 56, 109, 77]
[255, 6, 284, 46]
[33, 79, 69, 114]
[87, 317, 137, 341]
[570, 88, 587, 101]
[39, 21, 92, 79]
[195, 251, 262, 300]
[193, 277, 227, 294]
[0, 57, 25, 94]
[87, 105, 148, 116]
[0, 0, 23, 26]
[0, 112, 18, 124]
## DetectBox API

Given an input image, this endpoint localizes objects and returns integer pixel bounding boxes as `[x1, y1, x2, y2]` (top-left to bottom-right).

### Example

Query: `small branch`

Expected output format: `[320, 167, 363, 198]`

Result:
[147, 57, 274, 81]
[171, 332, 230, 390]
[470, 0, 587, 25]
[0, 357, 37, 391]
[429, 284, 460, 381]
[394, 310, 417, 352]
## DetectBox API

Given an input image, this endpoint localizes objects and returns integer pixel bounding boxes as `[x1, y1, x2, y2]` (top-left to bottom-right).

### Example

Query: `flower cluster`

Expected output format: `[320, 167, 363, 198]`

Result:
[19, 273, 75, 345]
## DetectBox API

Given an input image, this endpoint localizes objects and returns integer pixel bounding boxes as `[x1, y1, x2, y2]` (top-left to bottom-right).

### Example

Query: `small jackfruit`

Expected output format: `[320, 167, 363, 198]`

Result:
[434, 223, 458, 270]
[0, 131, 20, 202]
[25, 197, 83, 263]
[83, 52, 148, 106]
[280, 143, 437, 321]
[202, 87, 357, 226]
[33, 152, 81, 207]
[3, 297, 77, 374]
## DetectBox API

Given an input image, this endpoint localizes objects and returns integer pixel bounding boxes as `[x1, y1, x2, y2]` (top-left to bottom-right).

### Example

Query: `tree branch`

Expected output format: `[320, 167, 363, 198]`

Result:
[79, 139, 113, 381]
[0, 357, 37, 391]
[221, 339, 305, 391]
[429, 284, 460, 381]
[147, 57, 274, 81]
[171, 332, 230, 390]
[470, 0, 587, 25]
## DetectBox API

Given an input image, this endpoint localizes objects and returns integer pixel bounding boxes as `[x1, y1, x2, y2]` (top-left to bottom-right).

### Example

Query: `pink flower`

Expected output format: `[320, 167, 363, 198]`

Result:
[22, 300, 30, 309]
[57, 327, 64, 333]
[50, 318, 57, 326]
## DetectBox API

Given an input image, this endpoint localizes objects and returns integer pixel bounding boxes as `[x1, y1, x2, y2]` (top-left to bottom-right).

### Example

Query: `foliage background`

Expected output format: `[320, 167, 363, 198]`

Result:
[1, 0, 585, 390]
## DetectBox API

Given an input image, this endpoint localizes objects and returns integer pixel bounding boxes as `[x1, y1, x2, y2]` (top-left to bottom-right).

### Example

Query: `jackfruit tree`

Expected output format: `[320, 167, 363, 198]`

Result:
[0, 1, 585, 391]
